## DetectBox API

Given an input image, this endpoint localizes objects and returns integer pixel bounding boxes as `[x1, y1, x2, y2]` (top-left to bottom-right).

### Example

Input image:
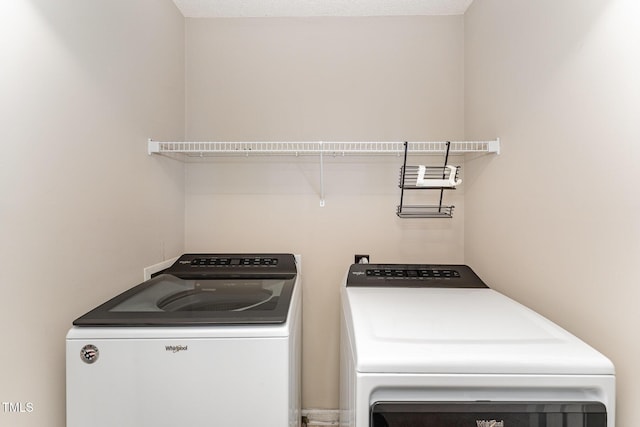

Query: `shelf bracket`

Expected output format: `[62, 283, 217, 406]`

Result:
[488, 137, 501, 155]
[148, 138, 160, 155]
[319, 141, 325, 207]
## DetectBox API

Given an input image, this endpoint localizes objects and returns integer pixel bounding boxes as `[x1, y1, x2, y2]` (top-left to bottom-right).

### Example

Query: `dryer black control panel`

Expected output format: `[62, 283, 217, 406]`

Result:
[346, 264, 488, 288]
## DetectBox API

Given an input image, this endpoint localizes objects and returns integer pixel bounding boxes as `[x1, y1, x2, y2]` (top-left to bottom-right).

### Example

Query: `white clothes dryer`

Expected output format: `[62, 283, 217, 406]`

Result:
[340, 263, 615, 427]
[67, 253, 302, 427]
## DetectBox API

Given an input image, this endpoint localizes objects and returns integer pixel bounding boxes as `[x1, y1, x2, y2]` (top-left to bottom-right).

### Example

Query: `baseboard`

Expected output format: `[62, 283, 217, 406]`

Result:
[302, 408, 339, 426]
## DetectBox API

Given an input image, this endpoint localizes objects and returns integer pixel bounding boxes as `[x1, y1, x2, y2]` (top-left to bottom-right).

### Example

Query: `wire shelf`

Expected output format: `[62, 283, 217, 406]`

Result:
[147, 138, 499, 208]
[148, 139, 500, 157]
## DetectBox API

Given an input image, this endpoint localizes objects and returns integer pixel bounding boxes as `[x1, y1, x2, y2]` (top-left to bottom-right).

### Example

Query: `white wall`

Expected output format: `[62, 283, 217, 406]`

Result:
[0, 1, 185, 426]
[464, 0, 640, 425]
[184, 16, 465, 408]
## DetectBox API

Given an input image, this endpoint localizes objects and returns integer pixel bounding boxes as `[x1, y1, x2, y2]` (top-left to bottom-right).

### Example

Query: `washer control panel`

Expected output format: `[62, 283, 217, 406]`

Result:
[161, 253, 296, 278]
[189, 256, 279, 267]
[346, 264, 487, 288]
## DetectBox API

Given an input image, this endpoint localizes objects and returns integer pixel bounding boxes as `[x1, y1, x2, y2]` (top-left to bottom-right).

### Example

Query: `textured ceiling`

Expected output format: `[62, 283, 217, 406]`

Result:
[173, 0, 474, 17]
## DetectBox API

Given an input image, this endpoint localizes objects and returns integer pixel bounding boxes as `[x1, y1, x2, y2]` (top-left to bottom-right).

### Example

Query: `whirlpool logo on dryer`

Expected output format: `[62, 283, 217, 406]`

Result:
[165, 345, 188, 353]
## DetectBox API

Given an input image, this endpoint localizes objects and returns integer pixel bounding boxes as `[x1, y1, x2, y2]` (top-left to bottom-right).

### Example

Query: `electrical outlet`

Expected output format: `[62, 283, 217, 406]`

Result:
[354, 254, 370, 264]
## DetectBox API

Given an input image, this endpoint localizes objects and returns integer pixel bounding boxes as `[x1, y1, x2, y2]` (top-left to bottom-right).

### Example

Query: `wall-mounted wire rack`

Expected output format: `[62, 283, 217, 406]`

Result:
[148, 138, 500, 207]
[397, 141, 461, 219]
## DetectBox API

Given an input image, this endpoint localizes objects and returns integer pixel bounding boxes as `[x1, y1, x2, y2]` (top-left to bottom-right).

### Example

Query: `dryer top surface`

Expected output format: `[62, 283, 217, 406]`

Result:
[342, 286, 614, 375]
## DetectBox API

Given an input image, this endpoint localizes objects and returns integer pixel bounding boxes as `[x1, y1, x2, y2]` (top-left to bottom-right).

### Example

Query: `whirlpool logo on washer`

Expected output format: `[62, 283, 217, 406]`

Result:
[80, 344, 99, 364]
[165, 345, 188, 353]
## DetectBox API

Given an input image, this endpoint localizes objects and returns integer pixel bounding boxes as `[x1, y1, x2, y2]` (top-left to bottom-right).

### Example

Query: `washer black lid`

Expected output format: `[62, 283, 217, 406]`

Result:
[72, 253, 297, 326]
[346, 264, 488, 288]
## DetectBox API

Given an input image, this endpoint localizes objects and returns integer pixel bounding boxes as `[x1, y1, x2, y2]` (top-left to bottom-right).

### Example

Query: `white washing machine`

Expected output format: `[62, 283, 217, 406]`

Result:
[340, 263, 615, 427]
[67, 253, 301, 427]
